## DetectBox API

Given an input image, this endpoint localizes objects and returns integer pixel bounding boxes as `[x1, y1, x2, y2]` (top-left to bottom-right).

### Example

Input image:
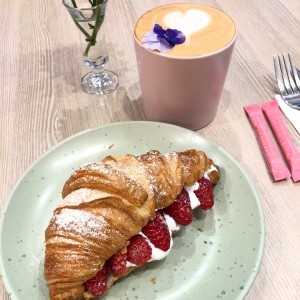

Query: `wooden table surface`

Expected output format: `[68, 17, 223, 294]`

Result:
[1, 0, 299, 299]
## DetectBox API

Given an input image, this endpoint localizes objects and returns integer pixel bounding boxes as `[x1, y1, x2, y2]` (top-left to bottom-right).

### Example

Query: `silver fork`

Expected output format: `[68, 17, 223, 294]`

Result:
[273, 53, 300, 110]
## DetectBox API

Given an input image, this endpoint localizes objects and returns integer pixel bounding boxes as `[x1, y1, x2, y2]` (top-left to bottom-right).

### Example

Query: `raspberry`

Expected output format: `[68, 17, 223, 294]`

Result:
[194, 177, 214, 210]
[84, 262, 108, 296]
[142, 211, 171, 251]
[164, 189, 192, 226]
[127, 234, 152, 266]
[108, 250, 127, 276]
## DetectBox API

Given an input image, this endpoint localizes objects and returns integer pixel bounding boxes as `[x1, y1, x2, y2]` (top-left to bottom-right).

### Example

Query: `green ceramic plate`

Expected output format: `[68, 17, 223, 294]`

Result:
[0, 121, 265, 300]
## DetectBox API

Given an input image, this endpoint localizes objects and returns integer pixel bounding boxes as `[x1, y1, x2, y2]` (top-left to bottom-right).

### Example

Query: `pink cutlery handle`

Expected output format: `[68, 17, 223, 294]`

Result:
[244, 104, 291, 181]
[262, 100, 300, 182]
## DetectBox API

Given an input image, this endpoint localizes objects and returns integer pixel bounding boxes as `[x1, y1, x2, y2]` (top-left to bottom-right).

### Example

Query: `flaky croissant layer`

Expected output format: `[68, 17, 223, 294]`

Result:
[44, 149, 220, 300]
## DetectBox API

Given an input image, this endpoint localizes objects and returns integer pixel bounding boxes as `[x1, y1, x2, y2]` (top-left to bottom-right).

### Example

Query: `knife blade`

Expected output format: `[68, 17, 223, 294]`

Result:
[275, 94, 300, 135]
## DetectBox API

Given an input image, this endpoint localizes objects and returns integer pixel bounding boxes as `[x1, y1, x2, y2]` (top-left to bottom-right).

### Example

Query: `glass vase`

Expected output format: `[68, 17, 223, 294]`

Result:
[62, 0, 118, 95]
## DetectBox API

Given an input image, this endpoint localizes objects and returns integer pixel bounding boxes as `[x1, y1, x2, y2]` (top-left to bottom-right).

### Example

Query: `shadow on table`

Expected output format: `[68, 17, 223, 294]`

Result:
[121, 83, 147, 121]
[45, 45, 82, 94]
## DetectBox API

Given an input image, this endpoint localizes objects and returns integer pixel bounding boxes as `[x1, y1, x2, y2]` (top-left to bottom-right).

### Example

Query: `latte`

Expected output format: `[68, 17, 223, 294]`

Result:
[134, 3, 236, 57]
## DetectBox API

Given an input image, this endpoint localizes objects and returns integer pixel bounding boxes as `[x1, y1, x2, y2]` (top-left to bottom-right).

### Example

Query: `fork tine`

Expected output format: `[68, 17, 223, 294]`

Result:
[279, 54, 293, 94]
[283, 53, 298, 92]
[288, 52, 300, 91]
[274, 53, 300, 110]
[273, 55, 287, 96]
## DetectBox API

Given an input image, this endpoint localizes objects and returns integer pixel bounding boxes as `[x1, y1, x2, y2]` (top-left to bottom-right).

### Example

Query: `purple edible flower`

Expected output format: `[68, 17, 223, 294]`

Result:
[153, 24, 185, 48]
[142, 23, 185, 53]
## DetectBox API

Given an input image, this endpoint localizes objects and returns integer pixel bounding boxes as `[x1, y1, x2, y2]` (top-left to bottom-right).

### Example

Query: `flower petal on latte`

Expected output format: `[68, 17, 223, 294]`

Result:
[142, 24, 186, 53]
[142, 31, 159, 43]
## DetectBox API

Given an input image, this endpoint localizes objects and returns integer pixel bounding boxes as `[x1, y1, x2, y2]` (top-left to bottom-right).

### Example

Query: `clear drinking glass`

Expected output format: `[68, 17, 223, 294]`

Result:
[62, 0, 118, 95]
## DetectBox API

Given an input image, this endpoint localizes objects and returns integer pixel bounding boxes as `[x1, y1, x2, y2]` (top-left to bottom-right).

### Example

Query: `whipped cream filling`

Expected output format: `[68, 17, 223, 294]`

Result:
[125, 179, 203, 267]
[184, 182, 200, 209]
[204, 165, 218, 179]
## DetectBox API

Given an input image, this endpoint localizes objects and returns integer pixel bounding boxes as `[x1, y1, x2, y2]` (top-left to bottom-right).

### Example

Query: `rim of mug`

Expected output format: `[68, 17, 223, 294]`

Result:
[133, 3, 237, 60]
[62, 0, 108, 11]
[134, 31, 237, 60]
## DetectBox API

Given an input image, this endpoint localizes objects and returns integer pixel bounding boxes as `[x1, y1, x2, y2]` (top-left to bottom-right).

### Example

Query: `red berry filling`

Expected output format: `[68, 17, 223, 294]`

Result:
[108, 251, 127, 276]
[142, 210, 171, 251]
[164, 189, 193, 225]
[194, 177, 214, 210]
[84, 262, 108, 296]
[127, 234, 152, 266]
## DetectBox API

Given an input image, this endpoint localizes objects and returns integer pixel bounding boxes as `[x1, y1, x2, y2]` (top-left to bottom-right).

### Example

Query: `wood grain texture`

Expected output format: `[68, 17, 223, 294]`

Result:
[1, 0, 299, 299]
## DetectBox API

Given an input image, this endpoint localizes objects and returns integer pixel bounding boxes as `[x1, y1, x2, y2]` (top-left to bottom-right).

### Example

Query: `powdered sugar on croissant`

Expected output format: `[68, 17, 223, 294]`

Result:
[44, 149, 220, 300]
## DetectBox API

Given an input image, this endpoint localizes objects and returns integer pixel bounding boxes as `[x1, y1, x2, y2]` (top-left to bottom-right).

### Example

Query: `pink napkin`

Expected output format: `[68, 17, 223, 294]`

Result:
[244, 104, 291, 181]
[262, 100, 300, 182]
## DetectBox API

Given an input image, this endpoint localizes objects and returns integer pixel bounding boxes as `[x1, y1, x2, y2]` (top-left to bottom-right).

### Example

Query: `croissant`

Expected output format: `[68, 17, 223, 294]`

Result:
[44, 149, 220, 300]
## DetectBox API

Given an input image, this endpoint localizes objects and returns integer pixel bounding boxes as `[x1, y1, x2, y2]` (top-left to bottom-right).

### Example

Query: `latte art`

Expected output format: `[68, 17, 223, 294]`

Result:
[135, 4, 236, 57]
[164, 9, 211, 39]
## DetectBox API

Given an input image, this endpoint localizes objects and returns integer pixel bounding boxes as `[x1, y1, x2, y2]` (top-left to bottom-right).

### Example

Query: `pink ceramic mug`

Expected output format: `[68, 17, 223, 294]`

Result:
[134, 4, 237, 130]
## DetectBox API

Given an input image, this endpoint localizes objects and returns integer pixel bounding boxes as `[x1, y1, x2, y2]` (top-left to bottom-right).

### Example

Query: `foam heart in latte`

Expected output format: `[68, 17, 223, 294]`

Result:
[164, 9, 211, 38]
[134, 3, 236, 57]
